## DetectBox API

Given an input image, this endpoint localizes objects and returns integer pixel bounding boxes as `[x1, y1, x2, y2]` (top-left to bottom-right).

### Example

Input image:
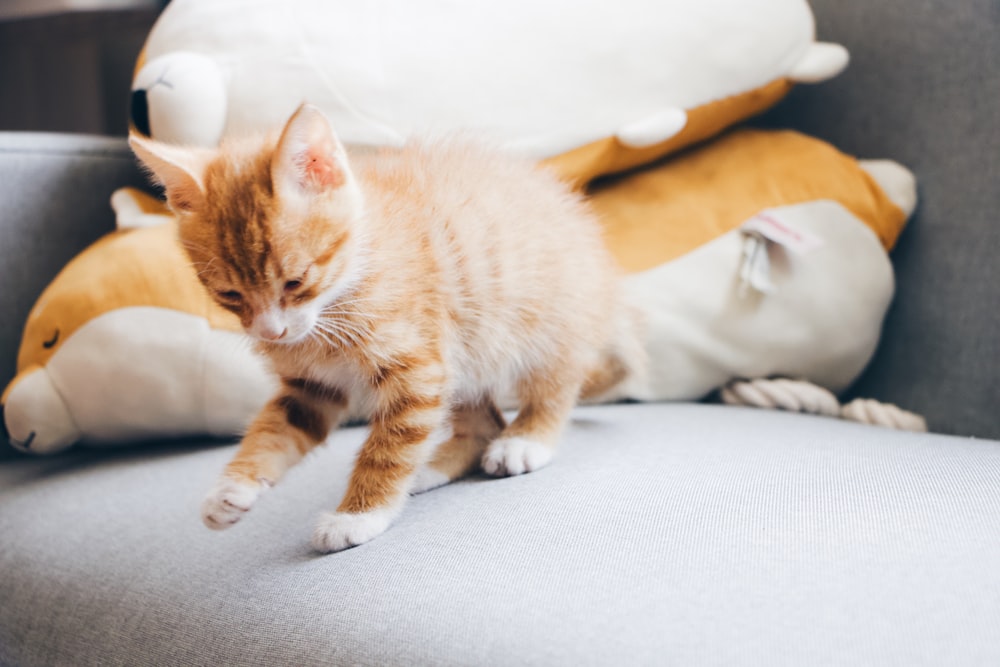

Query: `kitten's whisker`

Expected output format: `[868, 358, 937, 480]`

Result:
[313, 328, 339, 348]
[321, 308, 377, 326]
[180, 239, 206, 253]
[188, 257, 220, 281]
[313, 321, 352, 348]
[314, 330, 342, 349]
[318, 317, 369, 341]
[319, 317, 369, 336]
[315, 327, 355, 349]
[320, 296, 379, 313]
[324, 295, 377, 306]
[323, 308, 375, 318]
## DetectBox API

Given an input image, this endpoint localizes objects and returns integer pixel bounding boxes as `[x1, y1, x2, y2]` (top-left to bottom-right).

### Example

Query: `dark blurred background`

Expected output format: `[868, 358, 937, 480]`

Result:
[0, 0, 168, 136]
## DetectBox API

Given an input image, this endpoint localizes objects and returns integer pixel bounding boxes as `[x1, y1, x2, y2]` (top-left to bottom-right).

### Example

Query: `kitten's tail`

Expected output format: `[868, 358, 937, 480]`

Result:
[580, 301, 648, 403]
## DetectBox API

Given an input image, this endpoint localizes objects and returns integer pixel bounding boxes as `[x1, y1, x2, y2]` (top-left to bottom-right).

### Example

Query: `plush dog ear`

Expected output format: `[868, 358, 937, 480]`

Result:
[272, 103, 352, 196]
[129, 134, 213, 213]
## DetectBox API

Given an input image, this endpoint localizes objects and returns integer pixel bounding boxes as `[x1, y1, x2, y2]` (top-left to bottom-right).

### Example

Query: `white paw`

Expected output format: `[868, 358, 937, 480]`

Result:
[312, 508, 395, 553]
[481, 437, 554, 477]
[201, 477, 268, 530]
[409, 466, 451, 495]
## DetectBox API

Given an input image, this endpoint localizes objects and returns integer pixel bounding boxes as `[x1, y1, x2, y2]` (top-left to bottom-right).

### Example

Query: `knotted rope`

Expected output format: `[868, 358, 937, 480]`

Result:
[720, 378, 928, 432]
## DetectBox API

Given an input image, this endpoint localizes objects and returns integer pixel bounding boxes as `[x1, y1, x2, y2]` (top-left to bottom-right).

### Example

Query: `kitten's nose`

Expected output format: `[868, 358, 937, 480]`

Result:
[253, 310, 289, 341]
[260, 327, 288, 341]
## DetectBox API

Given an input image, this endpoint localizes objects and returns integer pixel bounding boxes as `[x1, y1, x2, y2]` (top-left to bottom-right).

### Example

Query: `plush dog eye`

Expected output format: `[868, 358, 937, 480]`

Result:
[43, 329, 60, 349]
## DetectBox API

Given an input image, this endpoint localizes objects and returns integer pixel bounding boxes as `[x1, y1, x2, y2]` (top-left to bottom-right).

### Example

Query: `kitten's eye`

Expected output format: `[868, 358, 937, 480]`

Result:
[216, 289, 243, 303]
[284, 279, 303, 292]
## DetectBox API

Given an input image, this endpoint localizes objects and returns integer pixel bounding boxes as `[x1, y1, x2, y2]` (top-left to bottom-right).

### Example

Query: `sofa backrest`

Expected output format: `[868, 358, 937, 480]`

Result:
[757, 0, 1000, 438]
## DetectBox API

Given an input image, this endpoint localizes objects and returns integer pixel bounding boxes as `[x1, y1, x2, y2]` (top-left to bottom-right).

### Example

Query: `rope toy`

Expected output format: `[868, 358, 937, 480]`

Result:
[720, 378, 928, 432]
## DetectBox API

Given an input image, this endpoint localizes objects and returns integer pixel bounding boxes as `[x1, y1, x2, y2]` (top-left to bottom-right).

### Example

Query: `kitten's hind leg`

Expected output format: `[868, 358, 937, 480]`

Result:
[482, 369, 582, 478]
[411, 399, 506, 494]
[202, 378, 347, 530]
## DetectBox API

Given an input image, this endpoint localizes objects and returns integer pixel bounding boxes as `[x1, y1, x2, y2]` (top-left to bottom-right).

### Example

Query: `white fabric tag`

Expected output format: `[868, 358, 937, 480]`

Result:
[739, 233, 775, 295]
[738, 210, 826, 295]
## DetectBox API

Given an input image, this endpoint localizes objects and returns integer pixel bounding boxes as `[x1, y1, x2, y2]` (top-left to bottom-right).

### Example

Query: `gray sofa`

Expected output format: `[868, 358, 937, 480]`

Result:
[2, 0, 998, 664]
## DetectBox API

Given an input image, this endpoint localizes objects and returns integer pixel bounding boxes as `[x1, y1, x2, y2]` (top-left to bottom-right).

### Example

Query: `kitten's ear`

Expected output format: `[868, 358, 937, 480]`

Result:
[272, 103, 351, 196]
[129, 134, 212, 213]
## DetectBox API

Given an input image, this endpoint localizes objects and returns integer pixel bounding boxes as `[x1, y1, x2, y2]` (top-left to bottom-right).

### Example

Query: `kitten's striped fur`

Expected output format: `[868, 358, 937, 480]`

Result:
[130, 104, 631, 552]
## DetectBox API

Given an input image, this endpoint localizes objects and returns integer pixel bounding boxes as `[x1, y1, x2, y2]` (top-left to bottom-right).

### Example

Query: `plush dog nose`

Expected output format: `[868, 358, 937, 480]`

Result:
[2, 366, 81, 453]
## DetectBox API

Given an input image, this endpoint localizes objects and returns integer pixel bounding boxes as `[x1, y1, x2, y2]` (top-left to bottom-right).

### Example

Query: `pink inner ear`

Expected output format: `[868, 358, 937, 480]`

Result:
[302, 145, 345, 189]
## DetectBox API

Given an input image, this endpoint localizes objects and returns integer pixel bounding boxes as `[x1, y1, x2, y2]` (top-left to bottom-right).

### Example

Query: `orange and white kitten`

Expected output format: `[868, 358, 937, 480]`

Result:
[130, 103, 623, 552]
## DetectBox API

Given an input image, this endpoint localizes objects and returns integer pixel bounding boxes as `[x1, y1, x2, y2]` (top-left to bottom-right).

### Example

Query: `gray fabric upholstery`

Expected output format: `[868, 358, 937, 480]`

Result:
[755, 0, 1000, 438]
[1, 404, 999, 666]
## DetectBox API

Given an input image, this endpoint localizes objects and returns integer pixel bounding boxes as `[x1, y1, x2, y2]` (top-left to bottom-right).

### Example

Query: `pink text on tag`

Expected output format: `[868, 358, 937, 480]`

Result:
[741, 212, 825, 254]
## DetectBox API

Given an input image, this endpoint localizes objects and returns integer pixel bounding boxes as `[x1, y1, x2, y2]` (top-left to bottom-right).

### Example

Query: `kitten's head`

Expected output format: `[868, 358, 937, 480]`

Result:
[130, 104, 365, 345]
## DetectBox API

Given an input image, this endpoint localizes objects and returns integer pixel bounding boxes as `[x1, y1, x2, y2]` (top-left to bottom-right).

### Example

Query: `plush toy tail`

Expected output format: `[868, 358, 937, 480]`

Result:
[787, 42, 850, 83]
[719, 377, 928, 432]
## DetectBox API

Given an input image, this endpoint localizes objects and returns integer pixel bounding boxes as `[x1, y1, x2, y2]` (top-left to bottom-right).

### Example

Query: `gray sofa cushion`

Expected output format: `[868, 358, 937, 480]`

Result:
[2, 403, 998, 666]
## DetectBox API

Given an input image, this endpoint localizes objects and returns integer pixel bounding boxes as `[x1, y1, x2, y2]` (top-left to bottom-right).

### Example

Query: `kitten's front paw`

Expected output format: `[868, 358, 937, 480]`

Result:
[201, 477, 268, 530]
[481, 436, 554, 477]
[312, 508, 394, 553]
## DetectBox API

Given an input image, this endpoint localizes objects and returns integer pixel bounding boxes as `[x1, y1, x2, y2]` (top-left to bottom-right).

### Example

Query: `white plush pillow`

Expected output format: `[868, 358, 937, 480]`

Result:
[132, 0, 847, 161]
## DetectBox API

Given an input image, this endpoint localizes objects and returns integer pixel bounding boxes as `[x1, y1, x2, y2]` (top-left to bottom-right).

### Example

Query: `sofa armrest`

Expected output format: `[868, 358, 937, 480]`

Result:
[0, 132, 148, 399]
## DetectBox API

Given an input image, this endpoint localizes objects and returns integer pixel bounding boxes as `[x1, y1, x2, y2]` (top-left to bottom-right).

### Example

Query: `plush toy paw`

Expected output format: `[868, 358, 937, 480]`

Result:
[201, 477, 269, 530]
[481, 436, 554, 477]
[312, 508, 395, 553]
